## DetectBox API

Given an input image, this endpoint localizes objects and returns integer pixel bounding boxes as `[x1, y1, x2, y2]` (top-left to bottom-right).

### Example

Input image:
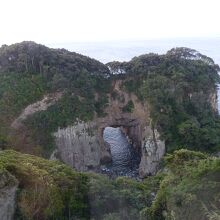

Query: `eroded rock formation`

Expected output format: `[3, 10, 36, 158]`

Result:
[54, 80, 165, 177]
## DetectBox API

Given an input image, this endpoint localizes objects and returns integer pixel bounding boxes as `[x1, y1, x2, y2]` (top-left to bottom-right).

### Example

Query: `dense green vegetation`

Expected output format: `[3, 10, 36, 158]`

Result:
[108, 48, 220, 152]
[24, 93, 95, 156]
[0, 150, 162, 220]
[0, 72, 47, 128]
[0, 149, 219, 220]
[0, 42, 111, 154]
[0, 41, 109, 77]
[141, 149, 220, 220]
[0, 150, 90, 219]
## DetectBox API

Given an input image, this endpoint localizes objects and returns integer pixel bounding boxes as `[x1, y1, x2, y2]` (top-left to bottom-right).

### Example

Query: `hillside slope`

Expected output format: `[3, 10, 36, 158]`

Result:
[0, 42, 111, 156]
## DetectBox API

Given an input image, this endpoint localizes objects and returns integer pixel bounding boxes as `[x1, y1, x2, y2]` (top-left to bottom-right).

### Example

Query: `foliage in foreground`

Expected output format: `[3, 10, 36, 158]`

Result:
[141, 149, 220, 220]
[0, 150, 161, 220]
[0, 149, 219, 220]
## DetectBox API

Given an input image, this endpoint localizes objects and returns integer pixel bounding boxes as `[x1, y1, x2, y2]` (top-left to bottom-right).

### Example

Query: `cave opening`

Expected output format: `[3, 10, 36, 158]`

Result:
[102, 126, 141, 177]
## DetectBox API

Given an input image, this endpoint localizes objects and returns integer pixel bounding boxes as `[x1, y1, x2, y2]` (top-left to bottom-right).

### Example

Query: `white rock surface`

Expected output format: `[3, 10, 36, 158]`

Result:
[11, 92, 62, 129]
[139, 126, 165, 177]
[54, 121, 109, 171]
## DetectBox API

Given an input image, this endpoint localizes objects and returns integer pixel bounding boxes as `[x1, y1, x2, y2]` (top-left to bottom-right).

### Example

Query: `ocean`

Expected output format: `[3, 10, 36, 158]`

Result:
[48, 37, 220, 65]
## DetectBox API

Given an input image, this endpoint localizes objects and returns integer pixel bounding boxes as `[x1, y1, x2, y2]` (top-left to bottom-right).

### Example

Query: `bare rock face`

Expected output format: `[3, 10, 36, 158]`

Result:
[139, 126, 165, 177]
[209, 91, 218, 112]
[189, 90, 218, 113]
[0, 170, 18, 220]
[54, 121, 111, 171]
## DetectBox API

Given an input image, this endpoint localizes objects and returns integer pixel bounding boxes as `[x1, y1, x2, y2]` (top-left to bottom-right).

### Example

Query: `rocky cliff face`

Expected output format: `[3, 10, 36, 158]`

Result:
[54, 121, 111, 171]
[139, 126, 165, 177]
[209, 90, 218, 112]
[54, 80, 165, 177]
[0, 170, 18, 220]
[188, 89, 218, 112]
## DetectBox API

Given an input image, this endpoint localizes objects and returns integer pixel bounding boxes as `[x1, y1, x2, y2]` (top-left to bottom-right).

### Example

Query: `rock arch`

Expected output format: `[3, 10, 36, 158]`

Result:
[54, 105, 165, 178]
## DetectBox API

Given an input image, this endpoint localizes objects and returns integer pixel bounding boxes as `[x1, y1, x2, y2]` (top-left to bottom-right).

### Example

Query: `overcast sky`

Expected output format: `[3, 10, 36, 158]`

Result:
[0, 0, 220, 45]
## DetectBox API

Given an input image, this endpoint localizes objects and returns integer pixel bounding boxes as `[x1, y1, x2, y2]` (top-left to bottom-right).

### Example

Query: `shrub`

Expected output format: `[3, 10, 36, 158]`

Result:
[122, 100, 134, 113]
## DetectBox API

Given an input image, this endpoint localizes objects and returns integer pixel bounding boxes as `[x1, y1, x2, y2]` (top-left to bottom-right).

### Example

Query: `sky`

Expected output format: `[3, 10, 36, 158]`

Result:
[0, 0, 220, 45]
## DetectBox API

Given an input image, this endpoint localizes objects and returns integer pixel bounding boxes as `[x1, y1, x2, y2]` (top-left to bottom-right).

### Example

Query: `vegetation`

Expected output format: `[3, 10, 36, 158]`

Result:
[0, 43, 220, 219]
[0, 150, 89, 219]
[0, 149, 219, 219]
[112, 48, 220, 152]
[0, 150, 162, 220]
[0, 41, 109, 77]
[0, 42, 111, 155]
[141, 149, 220, 220]
[122, 100, 134, 112]
[1, 43, 220, 154]
[0, 72, 47, 129]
